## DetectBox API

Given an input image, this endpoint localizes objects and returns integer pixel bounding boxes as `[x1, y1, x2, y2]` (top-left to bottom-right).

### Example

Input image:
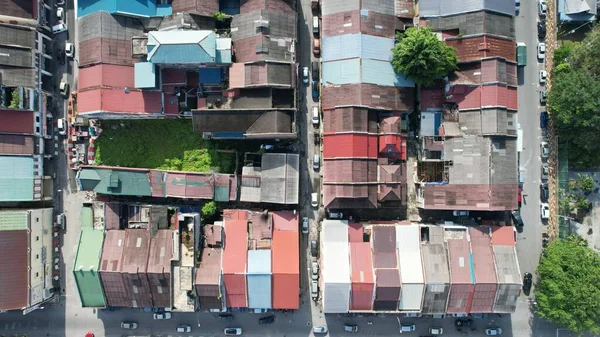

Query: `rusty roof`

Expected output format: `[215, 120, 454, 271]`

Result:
[322, 84, 414, 111]
[322, 10, 398, 38]
[0, 230, 28, 310]
[469, 227, 497, 284]
[350, 242, 374, 284]
[447, 234, 474, 285]
[121, 229, 150, 274]
[445, 35, 516, 64]
[104, 202, 121, 230]
[323, 134, 379, 159]
[0, 0, 34, 18]
[195, 248, 222, 286]
[172, 0, 219, 16]
[0, 134, 34, 155]
[272, 211, 298, 232]
[249, 211, 272, 241]
[323, 106, 378, 133]
[147, 230, 173, 274]
[204, 224, 223, 247]
[100, 230, 126, 272]
[240, 0, 295, 14]
[373, 226, 396, 252]
[0, 109, 33, 134]
[323, 184, 378, 209]
[374, 268, 401, 300]
[323, 159, 377, 183]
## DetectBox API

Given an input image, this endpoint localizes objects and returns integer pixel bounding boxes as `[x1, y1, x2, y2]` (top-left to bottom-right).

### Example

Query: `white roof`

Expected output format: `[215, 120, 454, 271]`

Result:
[323, 220, 348, 243]
[398, 283, 424, 311]
[323, 282, 350, 313]
[396, 225, 425, 284]
[148, 30, 212, 45]
[323, 242, 350, 284]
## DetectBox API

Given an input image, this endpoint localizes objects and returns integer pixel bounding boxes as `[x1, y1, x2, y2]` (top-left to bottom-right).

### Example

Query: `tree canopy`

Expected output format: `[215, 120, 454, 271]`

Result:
[548, 25, 600, 168]
[201, 201, 217, 219]
[391, 27, 458, 87]
[535, 235, 600, 334]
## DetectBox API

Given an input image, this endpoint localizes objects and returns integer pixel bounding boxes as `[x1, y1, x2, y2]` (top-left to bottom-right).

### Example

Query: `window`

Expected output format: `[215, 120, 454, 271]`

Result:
[35, 272, 39, 277]
[35, 126, 40, 133]
[36, 236, 39, 241]
[35, 116, 40, 123]
[36, 217, 39, 222]
[36, 254, 39, 259]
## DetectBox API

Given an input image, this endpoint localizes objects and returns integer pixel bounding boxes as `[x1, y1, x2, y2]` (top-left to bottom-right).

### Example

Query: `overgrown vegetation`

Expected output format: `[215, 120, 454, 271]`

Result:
[96, 120, 235, 173]
[9, 90, 20, 109]
[536, 235, 600, 334]
[201, 201, 217, 219]
[391, 27, 458, 87]
[548, 26, 600, 168]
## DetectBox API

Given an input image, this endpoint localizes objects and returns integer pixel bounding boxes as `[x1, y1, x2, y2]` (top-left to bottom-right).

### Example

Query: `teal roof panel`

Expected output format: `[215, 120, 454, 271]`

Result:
[73, 227, 106, 307]
[77, 168, 152, 196]
[134, 62, 157, 89]
[0, 156, 34, 202]
[322, 59, 361, 85]
[147, 31, 217, 65]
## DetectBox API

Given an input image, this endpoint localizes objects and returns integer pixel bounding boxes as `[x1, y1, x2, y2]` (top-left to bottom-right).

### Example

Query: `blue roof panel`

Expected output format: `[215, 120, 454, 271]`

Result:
[322, 34, 361, 62]
[134, 62, 157, 89]
[362, 59, 414, 87]
[360, 35, 394, 61]
[322, 59, 361, 85]
[199, 68, 222, 84]
[247, 274, 272, 309]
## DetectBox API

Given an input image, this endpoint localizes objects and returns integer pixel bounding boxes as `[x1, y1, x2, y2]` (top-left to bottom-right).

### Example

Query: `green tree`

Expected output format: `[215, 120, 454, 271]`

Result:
[577, 174, 595, 194]
[535, 235, 600, 334]
[548, 68, 600, 167]
[212, 11, 228, 21]
[202, 201, 217, 218]
[391, 27, 458, 87]
[9, 90, 20, 108]
[554, 40, 579, 67]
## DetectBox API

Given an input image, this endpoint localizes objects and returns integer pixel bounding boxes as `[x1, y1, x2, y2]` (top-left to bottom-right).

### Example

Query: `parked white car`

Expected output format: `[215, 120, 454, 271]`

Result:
[541, 203, 550, 219]
[153, 312, 171, 320]
[302, 66, 309, 84]
[56, 7, 64, 21]
[538, 0, 547, 16]
[541, 141, 549, 158]
[224, 328, 242, 335]
[537, 42, 546, 60]
[312, 106, 319, 125]
[539, 70, 547, 84]
[65, 43, 74, 58]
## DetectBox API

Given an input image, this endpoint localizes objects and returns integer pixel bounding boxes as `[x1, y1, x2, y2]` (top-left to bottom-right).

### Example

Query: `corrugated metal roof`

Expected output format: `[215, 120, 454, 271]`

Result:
[418, 0, 515, 17]
[172, 0, 219, 16]
[247, 274, 272, 308]
[323, 106, 375, 133]
[195, 248, 223, 286]
[79, 64, 135, 91]
[248, 250, 271, 274]
[272, 229, 299, 309]
[492, 245, 520, 285]
[374, 268, 401, 301]
[323, 184, 379, 209]
[73, 228, 107, 307]
[396, 225, 424, 284]
[323, 220, 349, 243]
[348, 222, 364, 243]
[322, 159, 378, 183]
[272, 211, 298, 232]
[350, 242, 375, 311]
[362, 0, 396, 15]
[223, 219, 248, 274]
[148, 30, 216, 65]
[322, 0, 360, 16]
[0, 156, 34, 202]
[322, 34, 394, 62]
[362, 59, 413, 87]
[323, 134, 378, 159]
[322, 84, 414, 111]
[77, 167, 152, 197]
[0, 230, 28, 310]
[78, 88, 163, 116]
[323, 242, 351, 284]
[148, 230, 173, 274]
[0, 109, 34, 134]
[0, 210, 28, 231]
[399, 283, 424, 311]
[322, 59, 361, 85]
[223, 273, 247, 307]
[421, 226, 450, 283]
[260, 153, 299, 204]
[100, 230, 126, 273]
[0, 0, 34, 18]
[122, 229, 150, 273]
[469, 227, 497, 283]
[323, 281, 351, 313]
[491, 226, 515, 246]
[373, 226, 396, 252]
[447, 234, 474, 284]
[445, 35, 516, 63]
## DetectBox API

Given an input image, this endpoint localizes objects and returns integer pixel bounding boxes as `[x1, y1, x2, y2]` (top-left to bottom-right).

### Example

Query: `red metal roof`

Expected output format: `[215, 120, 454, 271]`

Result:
[162, 68, 187, 85]
[0, 135, 34, 155]
[77, 88, 163, 115]
[323, 134, 378, 159]
[222, 219, 248, 274]
[322, 11, 361, 37]
[378, 135, 406, 160]
[481, 85, 518, 109]
[0, 230, 28, 310]
[469, 227, 498, 313]
[122, 229, 150, 273]
[223, 274, 247, 307]
[272, 230, 299, 309]
[0, 109, 33, 134]
[350, 241, 375, 310]
[446, 235, 474, 314]
[445, 35, 516, 63]
[491, 226, 516, 246]
[348, 222, 364, 243]
[78, 64, 135, 91]
[164, 172, 214, 199]
[272, 211, 298, 232]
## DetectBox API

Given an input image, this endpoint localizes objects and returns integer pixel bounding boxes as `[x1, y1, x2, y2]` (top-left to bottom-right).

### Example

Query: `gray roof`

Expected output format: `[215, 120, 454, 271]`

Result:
[362, 0, 396, 15]
[492, 245, 520, 285]
[419, 0, 516, 17]
[231, 10, 296, 41]
[0, 25, 36, 88]
[459, 109, 518, 136]
[421, 226, 450, 284]
[260, 153, 299, 204]
[229, 88, 295, 109]
[78, 11, 145, 43]
[322, 0, 360, 15]
[426, 11, 515, 39]
[192, 109, 294, 135]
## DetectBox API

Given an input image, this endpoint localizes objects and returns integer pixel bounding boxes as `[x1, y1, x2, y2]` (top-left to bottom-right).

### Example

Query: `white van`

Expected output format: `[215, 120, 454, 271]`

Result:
[312, 16, 319, 34]
[52, 23, 67, 35]
[57, 118, 67, 136]
[312, 106, 319, 126]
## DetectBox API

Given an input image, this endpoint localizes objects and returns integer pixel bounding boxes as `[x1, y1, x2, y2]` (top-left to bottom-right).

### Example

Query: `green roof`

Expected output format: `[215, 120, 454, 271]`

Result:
[0, 210, 28, 231]
[81, 206, 93, 229]
[214, 186, 229, 202]
[78, 167, 152, 196]
[0, 156, 34, 201]
[73, 227, 106, 307]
